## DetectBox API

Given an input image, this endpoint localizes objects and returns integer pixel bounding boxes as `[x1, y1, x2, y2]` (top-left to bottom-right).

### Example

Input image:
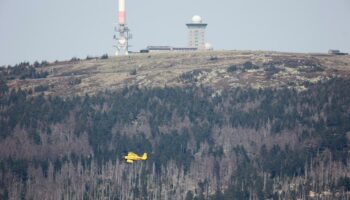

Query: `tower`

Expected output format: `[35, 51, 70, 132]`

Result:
[114, 0, 132, 56]
[186, 15, 207, 50]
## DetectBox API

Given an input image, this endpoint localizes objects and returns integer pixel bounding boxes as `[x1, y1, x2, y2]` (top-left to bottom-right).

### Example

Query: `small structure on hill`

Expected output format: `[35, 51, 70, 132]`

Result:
[328, 49, 348, 55]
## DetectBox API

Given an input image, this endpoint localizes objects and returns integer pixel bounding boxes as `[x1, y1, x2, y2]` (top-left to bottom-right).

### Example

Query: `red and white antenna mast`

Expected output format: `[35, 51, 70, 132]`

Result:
[114, 0, 132, 56]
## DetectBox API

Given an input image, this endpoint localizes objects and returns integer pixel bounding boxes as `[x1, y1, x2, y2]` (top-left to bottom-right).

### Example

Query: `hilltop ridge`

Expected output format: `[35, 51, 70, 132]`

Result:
[5, 50, 350, 96]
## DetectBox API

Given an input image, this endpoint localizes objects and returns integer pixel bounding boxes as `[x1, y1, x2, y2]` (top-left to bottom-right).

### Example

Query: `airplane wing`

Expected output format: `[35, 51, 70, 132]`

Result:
[126, 160, 134, 164]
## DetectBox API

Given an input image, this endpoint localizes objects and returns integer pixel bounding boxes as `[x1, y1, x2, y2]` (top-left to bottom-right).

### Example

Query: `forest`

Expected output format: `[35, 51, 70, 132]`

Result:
[0, 71, 350, 199]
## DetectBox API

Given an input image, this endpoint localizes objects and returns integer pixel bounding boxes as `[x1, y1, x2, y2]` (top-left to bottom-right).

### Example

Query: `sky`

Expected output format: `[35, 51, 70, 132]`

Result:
[0, 0, 349, 66]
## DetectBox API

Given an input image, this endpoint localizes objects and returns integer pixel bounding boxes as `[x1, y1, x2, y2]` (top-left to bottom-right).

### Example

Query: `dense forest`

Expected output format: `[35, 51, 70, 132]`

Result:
[1, 67, 350, 199]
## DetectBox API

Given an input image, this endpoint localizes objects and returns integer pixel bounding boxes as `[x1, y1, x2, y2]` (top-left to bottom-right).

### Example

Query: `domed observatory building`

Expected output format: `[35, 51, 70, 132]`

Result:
[186, 15, 208, 50]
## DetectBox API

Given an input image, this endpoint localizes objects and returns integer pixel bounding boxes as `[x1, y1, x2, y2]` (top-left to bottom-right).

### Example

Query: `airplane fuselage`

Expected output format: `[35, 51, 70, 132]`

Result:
[124, 152, 147, 163]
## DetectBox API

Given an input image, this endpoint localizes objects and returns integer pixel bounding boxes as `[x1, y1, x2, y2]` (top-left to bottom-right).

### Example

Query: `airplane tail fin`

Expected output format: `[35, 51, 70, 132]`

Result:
[142, 153, 147, 160]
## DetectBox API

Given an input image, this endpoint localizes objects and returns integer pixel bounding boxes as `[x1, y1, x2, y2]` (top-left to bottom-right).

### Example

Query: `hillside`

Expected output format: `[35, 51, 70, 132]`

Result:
[1, 51, 350, 200]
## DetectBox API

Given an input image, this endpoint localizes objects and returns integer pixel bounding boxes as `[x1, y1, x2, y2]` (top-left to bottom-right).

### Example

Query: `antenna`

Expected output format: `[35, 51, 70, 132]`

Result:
[114, 0, 132, 56]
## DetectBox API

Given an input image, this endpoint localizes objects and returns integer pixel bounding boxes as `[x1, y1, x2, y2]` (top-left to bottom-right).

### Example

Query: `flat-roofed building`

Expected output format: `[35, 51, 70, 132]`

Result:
[328, 49, 348, 55]
[147, 46, 172, 53]
[143, 46, 198, 53]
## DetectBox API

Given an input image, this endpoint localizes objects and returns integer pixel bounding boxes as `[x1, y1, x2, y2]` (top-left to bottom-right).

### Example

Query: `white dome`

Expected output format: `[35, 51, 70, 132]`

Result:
[192, 15, 202, 23]
[205, 43, 213, 50]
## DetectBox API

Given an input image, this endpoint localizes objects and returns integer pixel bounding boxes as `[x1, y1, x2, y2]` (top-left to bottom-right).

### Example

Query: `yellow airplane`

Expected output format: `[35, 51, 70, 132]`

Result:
[124, 152, 147, 164]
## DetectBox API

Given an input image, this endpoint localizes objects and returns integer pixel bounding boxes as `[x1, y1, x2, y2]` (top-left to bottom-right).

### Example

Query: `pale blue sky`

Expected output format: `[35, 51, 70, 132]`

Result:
[0, 0, 349, 66]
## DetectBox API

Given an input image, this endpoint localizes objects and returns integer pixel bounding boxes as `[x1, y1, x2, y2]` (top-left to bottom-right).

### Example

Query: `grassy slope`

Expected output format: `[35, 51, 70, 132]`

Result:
[7, 50, 350, 96]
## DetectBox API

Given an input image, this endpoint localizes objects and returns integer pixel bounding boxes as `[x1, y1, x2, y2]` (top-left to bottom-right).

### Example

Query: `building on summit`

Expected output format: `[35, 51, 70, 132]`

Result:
[140, 15, 212, 53]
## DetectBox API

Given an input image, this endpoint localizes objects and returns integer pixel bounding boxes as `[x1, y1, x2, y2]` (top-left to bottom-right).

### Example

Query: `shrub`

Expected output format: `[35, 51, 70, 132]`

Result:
[242, 61, 259, 70]
[227, 65, 238, 73]
[70, 57, 80, 62]
[100, 54, 109, 59]
[34, 85, 49, 92]
[209, 56, 218, 61]
[130, 69, 137, 75]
